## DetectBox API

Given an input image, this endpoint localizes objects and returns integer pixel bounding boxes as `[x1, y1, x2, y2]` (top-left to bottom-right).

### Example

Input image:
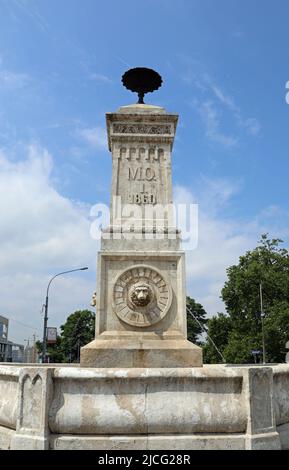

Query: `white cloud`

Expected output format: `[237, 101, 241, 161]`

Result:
[180, 59, 261, 146]
[0, 52, 29, 89]
[209, 83, 261, 137]
[198, 101, 238, 148]
[185, 212, 252, 313]
[89, 73, 112, 83]
[2, 144, 287, 346]
[239, 117, 261, 136]
[9, 0, 49, 33]
[174, 176, 241, 216]
[197, 176, 242, 214]
[77, 126, 107, 150]
[210, 84, 237, 111]
[174, 179, 289, 317]
[208, 81, 261, 138]
[0, 70, 29, 89]
[0, 145, 98, 344]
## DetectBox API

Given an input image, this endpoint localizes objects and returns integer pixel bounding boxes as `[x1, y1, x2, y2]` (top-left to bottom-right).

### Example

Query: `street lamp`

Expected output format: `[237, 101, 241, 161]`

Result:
[42, 267, 88, 363]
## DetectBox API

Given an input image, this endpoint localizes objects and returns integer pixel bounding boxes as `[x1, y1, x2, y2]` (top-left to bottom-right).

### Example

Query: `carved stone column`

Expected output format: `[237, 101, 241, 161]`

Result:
[244, 367, 281, 450]
[10, 367, 53, 450]
[81, 103, 202, 368]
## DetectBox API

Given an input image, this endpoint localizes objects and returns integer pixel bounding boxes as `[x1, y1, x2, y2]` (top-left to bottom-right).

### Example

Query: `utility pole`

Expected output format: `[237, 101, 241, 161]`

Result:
[32, 333, 38, 363]
[77, 339, 80, 362]
[24, 339, 30, 363]
[260, 283, 266, 364]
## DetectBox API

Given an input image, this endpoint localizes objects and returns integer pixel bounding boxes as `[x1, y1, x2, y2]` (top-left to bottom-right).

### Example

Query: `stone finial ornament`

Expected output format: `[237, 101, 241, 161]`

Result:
[121, 67, 162, 104]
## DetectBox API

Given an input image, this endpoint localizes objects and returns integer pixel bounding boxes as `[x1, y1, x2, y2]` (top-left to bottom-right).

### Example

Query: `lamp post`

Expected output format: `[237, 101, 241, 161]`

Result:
[42, 267, 88, 363]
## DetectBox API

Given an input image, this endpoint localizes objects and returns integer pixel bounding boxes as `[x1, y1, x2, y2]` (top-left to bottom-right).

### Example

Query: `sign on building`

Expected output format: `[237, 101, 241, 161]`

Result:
[46, 327, 57, 344]
[0, 316, 8, 341]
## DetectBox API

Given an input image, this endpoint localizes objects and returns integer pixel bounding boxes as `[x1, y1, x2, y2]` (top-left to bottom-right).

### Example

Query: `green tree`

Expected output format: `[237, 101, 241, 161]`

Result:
[36, 336, 65, 363]
[36, 310, 95, 363]
[60, 310, 95, 362]
[204, 234, 289, 364]
[263, 301, 289, 363]
[222, 235, 289, 326]
[223, 330, 262, 364]
[203, 313, 232, 363]
[186, 296, 208, 345]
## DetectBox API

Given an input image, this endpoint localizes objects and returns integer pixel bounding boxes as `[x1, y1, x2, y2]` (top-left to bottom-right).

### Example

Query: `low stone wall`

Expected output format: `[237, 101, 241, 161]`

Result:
[0, 363, 288, 450]
[0, 366, 19, 431]
[273, 364, 289, 426]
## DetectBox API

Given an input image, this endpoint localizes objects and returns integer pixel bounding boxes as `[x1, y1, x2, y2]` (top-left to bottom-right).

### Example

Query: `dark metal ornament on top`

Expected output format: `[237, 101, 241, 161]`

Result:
[121, 67, 163, 104]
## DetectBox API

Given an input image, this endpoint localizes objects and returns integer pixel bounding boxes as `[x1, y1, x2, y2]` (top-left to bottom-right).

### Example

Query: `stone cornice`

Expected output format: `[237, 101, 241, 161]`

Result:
[106, 112, 178, 123]
[106, 112, 178, 151]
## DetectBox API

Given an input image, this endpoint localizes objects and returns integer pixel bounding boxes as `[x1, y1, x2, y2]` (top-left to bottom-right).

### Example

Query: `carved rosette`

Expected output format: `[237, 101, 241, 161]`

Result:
[112, 265, 172, 327]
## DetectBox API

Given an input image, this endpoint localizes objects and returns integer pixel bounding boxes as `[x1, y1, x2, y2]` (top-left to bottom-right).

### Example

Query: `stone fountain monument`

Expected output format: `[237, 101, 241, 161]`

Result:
[0, 69, 289, 451]
[81, 67, 202, 369]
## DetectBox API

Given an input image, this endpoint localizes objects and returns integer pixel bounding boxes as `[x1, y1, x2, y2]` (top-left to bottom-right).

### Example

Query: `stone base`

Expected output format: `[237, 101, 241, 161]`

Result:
[245, 432, 281, 450]
[10, 434, 49, 450]
[1, 364, 289, 451]
[278, 422, 289, 450]
[80, 332, 202, 368]
[0, 425, 14, 450]
[51, 433, 245, 450]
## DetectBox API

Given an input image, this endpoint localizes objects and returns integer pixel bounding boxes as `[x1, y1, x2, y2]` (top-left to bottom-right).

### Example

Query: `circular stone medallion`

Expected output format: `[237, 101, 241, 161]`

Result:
[112, 265, 172, 327]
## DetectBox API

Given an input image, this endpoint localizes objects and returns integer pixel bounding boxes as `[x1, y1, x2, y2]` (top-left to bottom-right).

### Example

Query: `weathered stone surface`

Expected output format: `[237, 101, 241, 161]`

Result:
[0, 364, 289, 450]
[50, 434, 246, 451]
[80, 102, 203, 368]
[81, 337, 202, 368]
[273, 364, 289, 426]
[245, 432, 281, 450]
[0, 366, 19, 430]
[49, 366, 246, 435]
[277, 422, 289, 450]
[1, 102, 288, 451]
[94, 252, 188, 337]
[244, 367, 276, 435]
[10, 367, 54, 450]
[0, 425, 14, 450]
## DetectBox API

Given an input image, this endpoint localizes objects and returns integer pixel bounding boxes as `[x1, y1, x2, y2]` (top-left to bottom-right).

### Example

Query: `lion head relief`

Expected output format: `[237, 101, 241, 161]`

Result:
[129, 282, 153, 307]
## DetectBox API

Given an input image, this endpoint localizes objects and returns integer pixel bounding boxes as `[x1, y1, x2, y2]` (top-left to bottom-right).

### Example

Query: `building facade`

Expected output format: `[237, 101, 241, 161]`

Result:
[0, 315, 24, 363]
[0, 316, 9, 362]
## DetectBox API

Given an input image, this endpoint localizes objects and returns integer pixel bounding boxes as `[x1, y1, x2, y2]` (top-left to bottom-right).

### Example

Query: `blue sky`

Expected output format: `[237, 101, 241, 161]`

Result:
[1, 0, 289, 344]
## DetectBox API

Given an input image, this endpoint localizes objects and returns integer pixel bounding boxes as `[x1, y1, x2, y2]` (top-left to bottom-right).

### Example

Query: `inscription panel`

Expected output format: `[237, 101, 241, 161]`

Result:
[114, 144, 170, 207]
[128, 167, 156, 181]
[128, 167, 158, 204]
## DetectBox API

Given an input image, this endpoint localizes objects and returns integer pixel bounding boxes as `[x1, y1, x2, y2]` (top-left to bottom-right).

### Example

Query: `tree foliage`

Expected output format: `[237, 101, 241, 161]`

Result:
[60, 310, 95, 362]
[204, 234, 289, 364]
[203, 313, 232, 363]
[36, 335, 65, 363]
[186, 296, 208, 345]
[36, 309, 95, 363]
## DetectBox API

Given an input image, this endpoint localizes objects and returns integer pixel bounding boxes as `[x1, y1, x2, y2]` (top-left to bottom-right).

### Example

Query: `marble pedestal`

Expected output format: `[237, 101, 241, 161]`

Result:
[81, 332, 202, 368]
[80, 103, 202, 368]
